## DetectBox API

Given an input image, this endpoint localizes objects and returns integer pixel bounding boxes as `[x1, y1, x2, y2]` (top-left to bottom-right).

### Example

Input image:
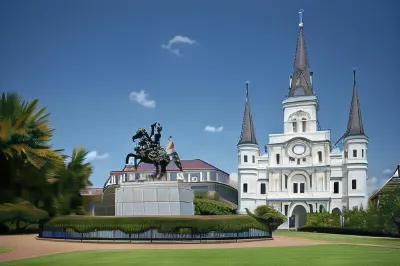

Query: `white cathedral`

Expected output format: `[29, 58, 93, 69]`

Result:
[237, 12, 369, 229]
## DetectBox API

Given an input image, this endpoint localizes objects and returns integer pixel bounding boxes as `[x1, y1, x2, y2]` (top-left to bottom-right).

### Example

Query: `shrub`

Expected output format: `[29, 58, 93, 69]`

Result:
[43, 215, 266, 234]
[194, 198, 236, 215]
[0, 222, 40, 235]
[75, 206, 86, 216]
[246, 205, 286, 235]
[306, 213, 340, 227]
[0, 202, 49, 224]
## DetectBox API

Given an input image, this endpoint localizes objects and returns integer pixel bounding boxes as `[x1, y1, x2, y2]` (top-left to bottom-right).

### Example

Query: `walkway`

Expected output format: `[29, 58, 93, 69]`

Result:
[0, 234, 330, 262]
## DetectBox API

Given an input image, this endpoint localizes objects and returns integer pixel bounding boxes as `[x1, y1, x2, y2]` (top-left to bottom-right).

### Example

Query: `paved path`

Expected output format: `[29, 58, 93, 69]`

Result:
[0, 234, 330, 262]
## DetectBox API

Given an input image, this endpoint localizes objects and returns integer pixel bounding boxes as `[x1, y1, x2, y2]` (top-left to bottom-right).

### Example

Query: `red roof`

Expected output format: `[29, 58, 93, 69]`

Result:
[110, 159, 228, 176]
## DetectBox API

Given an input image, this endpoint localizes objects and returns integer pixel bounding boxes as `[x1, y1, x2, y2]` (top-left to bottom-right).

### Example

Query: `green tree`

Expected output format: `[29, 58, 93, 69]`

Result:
[0, 92, 64, 203]
[377, 186, 400, 235]
[53, 147, 93, 215]
[246, 205, 286, 236]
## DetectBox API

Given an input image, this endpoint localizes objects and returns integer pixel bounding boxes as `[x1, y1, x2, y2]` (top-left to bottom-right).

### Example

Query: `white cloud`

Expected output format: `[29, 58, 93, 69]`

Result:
[367, 168, 396, 196]
[161, 35, 196, 56]
[85, 151, 109, 162]
[367, 176, 379, 196]
[204, 125, 224, 133]
[382, 168, 392, 175]
[129, 90, 156, 108]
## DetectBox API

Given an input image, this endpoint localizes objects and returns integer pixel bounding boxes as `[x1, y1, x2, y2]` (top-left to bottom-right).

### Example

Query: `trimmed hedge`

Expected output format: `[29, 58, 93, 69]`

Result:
[44, 215, 266, 234]
[194, 198, 236, 215]
[298, 226, 399, 238]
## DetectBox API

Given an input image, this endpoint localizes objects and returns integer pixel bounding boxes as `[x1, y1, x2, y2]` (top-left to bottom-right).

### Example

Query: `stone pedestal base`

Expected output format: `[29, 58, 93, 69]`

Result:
[115, 181, 194, 216]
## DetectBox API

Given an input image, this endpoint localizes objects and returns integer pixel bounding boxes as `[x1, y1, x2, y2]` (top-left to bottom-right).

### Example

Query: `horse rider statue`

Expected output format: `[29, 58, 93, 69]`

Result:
[150, 122, 162, 147]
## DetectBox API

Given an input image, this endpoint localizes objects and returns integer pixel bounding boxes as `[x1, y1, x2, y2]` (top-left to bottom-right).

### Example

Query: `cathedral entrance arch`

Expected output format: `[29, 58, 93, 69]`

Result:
[291, 205, 307, 228]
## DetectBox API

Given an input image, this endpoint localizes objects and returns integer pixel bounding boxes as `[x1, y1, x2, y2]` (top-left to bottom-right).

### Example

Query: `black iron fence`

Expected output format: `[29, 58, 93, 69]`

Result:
[39, 228, 270, 242]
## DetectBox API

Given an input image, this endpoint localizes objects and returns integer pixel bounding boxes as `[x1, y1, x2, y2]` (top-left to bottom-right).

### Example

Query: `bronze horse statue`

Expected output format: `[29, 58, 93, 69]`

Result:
[125, 128, 183, 179]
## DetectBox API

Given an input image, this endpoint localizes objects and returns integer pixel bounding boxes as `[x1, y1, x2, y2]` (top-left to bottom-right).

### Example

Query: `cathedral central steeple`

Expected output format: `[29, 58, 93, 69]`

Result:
[289, 10, 313, 97]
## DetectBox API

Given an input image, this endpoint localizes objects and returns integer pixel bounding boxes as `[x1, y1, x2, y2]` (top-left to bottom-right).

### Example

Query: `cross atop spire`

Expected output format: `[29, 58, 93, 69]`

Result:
[343, 69, 365, 137]
[238, 81, 258, 146]
[288, 9, 313, 97]
[246, 81, 249, 100]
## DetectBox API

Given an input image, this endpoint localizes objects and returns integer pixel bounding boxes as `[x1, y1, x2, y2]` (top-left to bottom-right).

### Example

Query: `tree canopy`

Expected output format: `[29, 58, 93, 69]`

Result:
[0, 92, 94, 230]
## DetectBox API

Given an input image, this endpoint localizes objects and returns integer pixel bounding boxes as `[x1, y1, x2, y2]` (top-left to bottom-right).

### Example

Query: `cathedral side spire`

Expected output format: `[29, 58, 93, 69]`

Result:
[238, 82, 258, 146]
[289, 9, 313, 97]
[344, 69, 365, 137]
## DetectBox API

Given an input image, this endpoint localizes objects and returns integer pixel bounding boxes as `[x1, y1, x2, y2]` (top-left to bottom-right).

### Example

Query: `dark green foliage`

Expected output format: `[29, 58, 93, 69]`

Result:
[44, 215, 266, 234]
[0, 201, 48, 233]
[304, 194, 400, 236]
[75, 206, 86, 215]
[298, 226, 398, 238]
[377, 187, 400, 235]
[245, 205, 286, 235]
[194, 198, 236, 215]
[0, 201, 49, 223]
[306, 213, 340, 227]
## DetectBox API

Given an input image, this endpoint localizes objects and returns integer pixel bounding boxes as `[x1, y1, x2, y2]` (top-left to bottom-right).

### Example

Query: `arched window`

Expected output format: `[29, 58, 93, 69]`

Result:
[276, 154, 280, 165]
[285, 175, 288, 189]
[302, 118, 307, 132]
[292, 120, 297, 132]
[243, 183, 248, 193]
[319, 205, 326, 213]
[318, 151, 323, 163]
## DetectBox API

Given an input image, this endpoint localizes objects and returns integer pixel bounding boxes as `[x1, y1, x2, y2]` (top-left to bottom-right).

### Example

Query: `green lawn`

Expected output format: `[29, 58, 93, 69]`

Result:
[274, 230, 400, 248]
[0, 245, 399, 266]
[0, 248, 10, 254]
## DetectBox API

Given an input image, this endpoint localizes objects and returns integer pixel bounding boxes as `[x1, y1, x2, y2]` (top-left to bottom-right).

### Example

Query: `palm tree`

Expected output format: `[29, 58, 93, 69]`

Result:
[53, 147, 93, 214]
[0, 92, 63, 203]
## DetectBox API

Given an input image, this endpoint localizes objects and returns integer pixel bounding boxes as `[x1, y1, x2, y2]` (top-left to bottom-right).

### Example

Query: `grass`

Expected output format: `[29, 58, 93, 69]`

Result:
[0, 248, 10, 254]
[0, 245, 399, 266]
[274, 230, 400, 248]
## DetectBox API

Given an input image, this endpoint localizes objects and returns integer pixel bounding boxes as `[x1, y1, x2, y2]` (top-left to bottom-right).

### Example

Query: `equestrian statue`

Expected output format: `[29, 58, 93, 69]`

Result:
[125, 122, 183, 179]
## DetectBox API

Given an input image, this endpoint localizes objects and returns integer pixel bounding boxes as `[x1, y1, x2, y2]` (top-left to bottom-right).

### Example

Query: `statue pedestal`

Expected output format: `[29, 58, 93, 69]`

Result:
[115, 181, 194, 216]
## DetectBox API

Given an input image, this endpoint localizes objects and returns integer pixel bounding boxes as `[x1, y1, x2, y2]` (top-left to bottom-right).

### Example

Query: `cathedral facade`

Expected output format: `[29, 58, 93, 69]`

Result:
[237, 13, 369, 229]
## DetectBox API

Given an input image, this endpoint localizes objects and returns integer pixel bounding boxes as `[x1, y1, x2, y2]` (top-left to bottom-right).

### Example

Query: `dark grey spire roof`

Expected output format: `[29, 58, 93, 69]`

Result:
[238, 82, 258, 146]
[289, 24, 313, 97]
[344, 70, 365, 137]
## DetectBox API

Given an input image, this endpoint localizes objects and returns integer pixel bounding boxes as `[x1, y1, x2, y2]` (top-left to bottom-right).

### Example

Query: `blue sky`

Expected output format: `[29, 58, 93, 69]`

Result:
[1, 0, 399, 190]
